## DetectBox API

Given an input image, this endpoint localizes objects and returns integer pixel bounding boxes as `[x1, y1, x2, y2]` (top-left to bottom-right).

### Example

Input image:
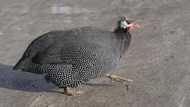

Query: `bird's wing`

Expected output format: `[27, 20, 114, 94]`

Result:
[31, 43, 86, 65]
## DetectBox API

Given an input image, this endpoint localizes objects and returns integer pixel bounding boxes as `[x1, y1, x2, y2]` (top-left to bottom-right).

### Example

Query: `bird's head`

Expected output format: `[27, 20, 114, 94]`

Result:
[115, 16, 141, 33]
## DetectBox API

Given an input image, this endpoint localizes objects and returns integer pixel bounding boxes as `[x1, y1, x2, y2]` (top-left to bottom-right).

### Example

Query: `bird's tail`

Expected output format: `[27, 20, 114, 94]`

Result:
[13, 59, 46, 74]
[13, 64, 19, 70]
[13, 58, 31, 70]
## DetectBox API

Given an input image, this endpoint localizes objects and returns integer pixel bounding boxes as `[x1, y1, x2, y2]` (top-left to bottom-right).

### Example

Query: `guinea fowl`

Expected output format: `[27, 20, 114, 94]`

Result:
[13, 16, 140, 96]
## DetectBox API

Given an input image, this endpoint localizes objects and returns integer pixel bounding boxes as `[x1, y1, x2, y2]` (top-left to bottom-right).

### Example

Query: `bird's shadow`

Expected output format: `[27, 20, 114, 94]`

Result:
[0, 63, 113, 93]
[0, 63, 55, 92]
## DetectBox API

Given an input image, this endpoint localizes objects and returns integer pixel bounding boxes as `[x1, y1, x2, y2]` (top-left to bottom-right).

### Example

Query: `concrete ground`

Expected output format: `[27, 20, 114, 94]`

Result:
[0, 0, 190, 107]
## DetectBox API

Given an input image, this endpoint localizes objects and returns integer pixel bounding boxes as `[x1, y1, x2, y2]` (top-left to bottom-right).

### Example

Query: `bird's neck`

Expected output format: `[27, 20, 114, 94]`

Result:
[113, 27, 128, 33]
[113, 28, 132, 57]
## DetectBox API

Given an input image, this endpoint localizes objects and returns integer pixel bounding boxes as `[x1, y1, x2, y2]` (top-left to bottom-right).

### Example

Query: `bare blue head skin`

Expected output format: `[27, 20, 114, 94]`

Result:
[119, 16, 130, 29]
[114, 16, 131, 33]
[116, 16, 141, 33]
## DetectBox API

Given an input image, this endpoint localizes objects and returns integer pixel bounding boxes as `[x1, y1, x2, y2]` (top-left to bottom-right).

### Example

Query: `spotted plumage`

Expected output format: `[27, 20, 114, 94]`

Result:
[13, 17, 134, 90]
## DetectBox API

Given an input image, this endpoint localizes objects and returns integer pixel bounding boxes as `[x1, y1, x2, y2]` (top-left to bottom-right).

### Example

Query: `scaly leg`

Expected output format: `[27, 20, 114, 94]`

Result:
[106, 74, 133, 83]
[63, 87, 84, 96]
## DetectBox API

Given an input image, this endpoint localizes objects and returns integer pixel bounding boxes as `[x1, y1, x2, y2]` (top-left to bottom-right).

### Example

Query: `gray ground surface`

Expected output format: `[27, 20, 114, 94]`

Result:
[0, 0, 190, 107]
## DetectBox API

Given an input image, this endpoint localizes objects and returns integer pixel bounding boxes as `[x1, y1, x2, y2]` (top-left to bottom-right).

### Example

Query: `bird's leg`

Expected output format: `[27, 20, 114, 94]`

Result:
[106, 74, 133, 83]
[63, 87, 84, 96]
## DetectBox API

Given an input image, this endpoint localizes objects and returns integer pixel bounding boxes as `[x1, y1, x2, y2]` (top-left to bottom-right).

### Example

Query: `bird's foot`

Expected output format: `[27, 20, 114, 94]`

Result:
[63, 88, 84, 96]
[106, 74, 133, 83]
